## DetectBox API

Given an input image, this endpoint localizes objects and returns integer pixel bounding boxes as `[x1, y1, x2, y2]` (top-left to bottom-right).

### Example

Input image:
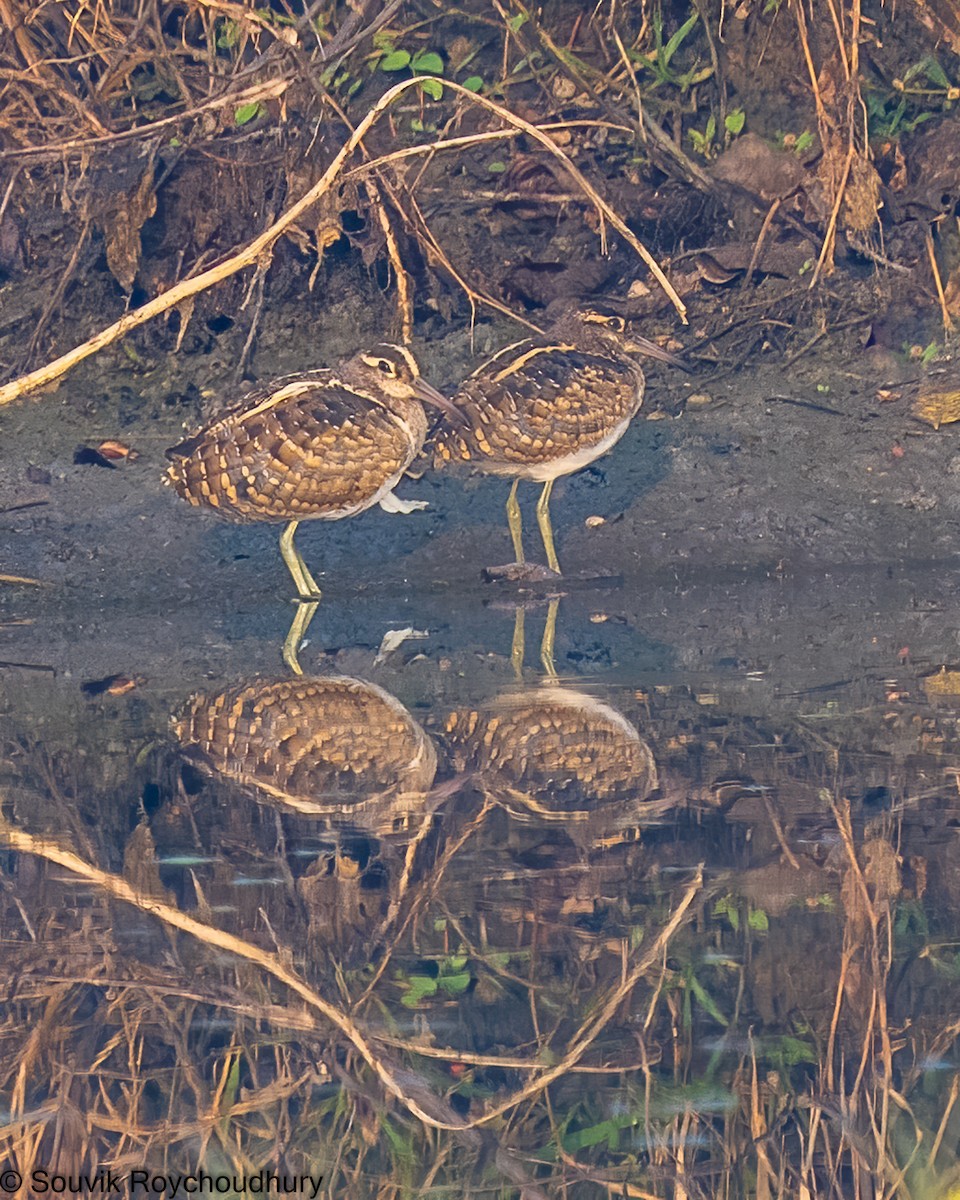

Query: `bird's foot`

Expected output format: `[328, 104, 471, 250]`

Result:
[379, 492, 428, 514]
[483, 561, 563, 584]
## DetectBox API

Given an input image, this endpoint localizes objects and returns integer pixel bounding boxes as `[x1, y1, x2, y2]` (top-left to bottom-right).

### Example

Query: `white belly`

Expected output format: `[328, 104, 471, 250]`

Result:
[523, 409, 636, 482]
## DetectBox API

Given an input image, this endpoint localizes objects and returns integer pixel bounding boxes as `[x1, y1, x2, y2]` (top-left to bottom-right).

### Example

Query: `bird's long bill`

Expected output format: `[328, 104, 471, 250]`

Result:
[413, 378, 468, 425]
[624, 333, 691, 372]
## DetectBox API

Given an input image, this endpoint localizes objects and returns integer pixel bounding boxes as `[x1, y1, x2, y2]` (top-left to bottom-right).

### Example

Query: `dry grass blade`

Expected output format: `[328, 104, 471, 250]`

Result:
[0, 816, 702, 1135]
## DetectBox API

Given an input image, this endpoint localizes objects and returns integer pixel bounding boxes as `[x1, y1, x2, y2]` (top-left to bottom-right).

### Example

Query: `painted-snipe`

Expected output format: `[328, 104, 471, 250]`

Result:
[434, 304, 687, 574]
[175, 675, 438, 827]
[166, 344, 455, 600]
[444, 686, 663, 845]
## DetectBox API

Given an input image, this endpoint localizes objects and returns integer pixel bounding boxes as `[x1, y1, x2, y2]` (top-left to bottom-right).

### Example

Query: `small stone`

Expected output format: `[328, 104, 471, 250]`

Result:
[686, 393, 713, 407]
[585, 515, 606, 528]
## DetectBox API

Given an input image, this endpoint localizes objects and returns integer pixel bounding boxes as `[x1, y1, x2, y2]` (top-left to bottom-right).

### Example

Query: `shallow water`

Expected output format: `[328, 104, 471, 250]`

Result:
[2, 552, 960, 1197]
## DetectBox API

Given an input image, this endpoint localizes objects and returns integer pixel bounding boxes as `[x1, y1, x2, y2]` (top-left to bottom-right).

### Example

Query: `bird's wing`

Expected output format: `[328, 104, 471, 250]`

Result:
[167, 375, 416, 520]
[437, 346, 642, 469]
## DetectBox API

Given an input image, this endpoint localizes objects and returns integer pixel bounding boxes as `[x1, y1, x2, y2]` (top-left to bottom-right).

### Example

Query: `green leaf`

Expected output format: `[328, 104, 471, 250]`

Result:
[413, 51, 444, 74]
[773, 1035, 819, 1066]
[705, 114, 716, 142]
[168, 136, 182, 148]
[924, 56, 951, 89]
[401, 975, 438, 1007]
[488, 160, 507, 173]
[747, 907, 769, 932]
[438, 971, 471, 996]
[379, 49, 411, 71]
[446, 954, 469, 972]
[507, 12, 529, 31]
[217, 18, 241, 49]
[795, 129, 815, 153]
[687, 971, 729, 1026]
[418, 76, 443, 100]
[725, 108, 745, 135]
[234, 102, 263, 126]
[563, 1113, 640, 1153]
[661, 12, 699, 68]
[462, 75, 483, 92]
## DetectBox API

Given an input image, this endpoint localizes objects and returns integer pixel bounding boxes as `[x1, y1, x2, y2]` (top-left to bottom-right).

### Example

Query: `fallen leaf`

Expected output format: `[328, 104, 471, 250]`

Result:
[923, 667, 960, 697]
[74, 446, 117, 469]
[374, 626, 429, 665]
[97, 439, 139, 461]
[82, 673, 139, 697]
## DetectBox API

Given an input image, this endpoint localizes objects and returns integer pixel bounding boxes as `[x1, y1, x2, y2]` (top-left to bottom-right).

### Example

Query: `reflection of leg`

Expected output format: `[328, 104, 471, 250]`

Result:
[279, 520, 322, 600]
[506, 479, 525, 564]
[535, 479, 560, 574]
[282, 600, 320, 676]
[511, 605, 525, 680]
[540, 597, 560, 679]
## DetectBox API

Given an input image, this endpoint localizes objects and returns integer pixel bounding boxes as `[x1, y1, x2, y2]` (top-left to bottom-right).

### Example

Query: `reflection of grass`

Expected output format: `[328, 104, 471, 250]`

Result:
[2, 694, 960, 1197]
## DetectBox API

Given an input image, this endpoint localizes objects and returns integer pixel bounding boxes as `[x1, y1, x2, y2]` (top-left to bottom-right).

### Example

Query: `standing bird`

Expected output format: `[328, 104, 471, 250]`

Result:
[434, 304, 688, 574]
[165, 344, 456, 600]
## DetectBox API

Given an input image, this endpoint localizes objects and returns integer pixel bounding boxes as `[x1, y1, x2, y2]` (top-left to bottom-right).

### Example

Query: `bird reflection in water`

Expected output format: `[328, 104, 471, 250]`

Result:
[175, 674, 443, 959]
[445, 684, 663, 851]
[175, 675, 437, 825]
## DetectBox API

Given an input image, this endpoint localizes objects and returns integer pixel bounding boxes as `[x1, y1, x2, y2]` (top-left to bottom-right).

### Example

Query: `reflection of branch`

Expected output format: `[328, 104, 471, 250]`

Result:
[1, 818, 701, 1133]
[0, 819, 457, 1130]
[469, 866, 703, 1127]
[0, 77, 684, 407]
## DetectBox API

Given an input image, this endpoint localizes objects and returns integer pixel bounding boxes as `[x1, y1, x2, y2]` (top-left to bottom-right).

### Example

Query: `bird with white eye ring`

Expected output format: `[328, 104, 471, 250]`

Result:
[165, 344, 458, 601]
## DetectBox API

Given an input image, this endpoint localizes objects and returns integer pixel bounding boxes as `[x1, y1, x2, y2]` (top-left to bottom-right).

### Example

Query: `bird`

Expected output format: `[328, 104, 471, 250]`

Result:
[174, 675, 438, 828]
[444, 685, 662, 847]
[434, 303, 688, 574]
[165, 344, 458, 601]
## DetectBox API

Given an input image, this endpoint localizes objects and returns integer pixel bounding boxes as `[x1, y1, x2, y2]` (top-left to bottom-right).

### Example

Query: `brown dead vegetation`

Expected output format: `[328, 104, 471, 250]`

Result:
[0, 0, 958, 407]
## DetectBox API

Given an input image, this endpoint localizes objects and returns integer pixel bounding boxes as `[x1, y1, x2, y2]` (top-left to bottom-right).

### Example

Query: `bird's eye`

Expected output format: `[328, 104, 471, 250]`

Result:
[378, 359, 395, 375]
[609, 316, 626, 332]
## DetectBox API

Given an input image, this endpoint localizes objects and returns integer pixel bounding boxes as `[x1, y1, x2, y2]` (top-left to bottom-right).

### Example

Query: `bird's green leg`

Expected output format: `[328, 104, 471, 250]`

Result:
[540, 597, 559, 679]
[535, 479, 560, 574]
[506, 479, 525, 564]
[511, 604, 526, 679]
[282, 600, 319, 676]
[279, 520, 322, 600]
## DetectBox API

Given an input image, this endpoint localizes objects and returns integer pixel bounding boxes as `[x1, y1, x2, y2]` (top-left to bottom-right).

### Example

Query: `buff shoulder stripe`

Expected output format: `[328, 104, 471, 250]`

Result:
[491, 344, 577, 385]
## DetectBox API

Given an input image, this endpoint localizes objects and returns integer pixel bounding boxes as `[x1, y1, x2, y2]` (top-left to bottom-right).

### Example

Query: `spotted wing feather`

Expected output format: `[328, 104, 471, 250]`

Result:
[167, 372, 420, 522]
[435, 342, 643, 471]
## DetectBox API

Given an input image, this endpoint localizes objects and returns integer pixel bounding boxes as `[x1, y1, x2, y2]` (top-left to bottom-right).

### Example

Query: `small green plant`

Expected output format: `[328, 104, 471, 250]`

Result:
[689, 108, 745, 157]
[397, 955, 472, 1008]
[629, 11, 712, 92]
[375, 44, 446, 98]
[713, 894, 770, 931]
[689, 114, 716, 157]
[866, 92, 935, 140]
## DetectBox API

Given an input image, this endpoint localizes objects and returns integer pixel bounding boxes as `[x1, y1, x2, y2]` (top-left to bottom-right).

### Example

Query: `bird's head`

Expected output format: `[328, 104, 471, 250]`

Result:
[549, 301, 690, 371]
[352, 344, 464, 421]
